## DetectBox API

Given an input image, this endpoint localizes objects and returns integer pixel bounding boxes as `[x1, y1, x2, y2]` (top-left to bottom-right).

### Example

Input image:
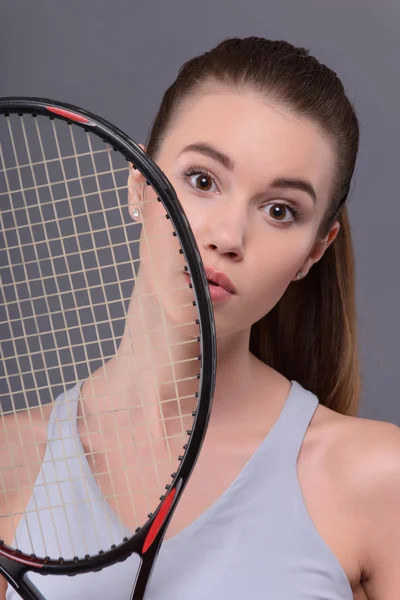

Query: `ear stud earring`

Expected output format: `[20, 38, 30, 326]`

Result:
[132, 209, 140, 219]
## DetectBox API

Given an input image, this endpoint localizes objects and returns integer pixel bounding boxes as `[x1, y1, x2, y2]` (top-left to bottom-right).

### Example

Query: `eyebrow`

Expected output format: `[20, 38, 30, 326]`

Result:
[179, 142, 317, 204]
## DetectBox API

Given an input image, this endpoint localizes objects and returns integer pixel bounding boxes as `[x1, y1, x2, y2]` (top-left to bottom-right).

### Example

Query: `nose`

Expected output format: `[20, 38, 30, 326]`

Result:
[201, 198, 245, 262]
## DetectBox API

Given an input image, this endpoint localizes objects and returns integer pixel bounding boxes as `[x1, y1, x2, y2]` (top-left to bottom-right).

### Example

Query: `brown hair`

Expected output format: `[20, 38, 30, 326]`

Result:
[145, 37, 361, 416]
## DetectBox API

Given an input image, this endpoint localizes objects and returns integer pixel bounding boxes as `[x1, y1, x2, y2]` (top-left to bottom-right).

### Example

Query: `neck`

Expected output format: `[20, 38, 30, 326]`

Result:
[81, 283, 287, 427]
[209, 328, 290, 427]
[81, 274, 200, 415]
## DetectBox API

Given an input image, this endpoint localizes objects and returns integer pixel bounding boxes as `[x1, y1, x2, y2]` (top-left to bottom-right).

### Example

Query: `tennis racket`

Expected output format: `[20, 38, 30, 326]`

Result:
[0, 97, 216, 599]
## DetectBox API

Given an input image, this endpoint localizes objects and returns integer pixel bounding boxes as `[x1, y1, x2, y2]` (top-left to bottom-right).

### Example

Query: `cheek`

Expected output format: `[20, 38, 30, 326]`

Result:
[246, 269, 290, 323]
[242, 234, 314, 320]
[139, 187, 179, 260]
[137, 187, 197, 326]
[137, 187, 181, 305]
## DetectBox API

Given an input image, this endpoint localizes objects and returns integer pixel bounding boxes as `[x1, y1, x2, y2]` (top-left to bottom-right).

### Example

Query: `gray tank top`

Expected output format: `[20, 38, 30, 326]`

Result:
[7, 381, 353, 599]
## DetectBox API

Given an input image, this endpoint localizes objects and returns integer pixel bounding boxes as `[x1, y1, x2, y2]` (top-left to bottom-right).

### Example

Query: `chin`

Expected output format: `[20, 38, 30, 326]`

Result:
[163, 296, 200, 340]
[212, 312, 243, 340]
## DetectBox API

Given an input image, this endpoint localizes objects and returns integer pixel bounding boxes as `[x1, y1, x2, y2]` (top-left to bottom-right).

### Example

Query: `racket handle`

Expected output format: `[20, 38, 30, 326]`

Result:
[130, 552, 159, 600]
[130, 561, 148, 600]
[14, 581, 46, 600]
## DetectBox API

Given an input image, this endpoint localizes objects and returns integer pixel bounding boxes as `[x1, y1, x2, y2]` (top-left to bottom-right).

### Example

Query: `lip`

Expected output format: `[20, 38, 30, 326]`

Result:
[204, 267, 237, 294]
[183, 267, 237, 302]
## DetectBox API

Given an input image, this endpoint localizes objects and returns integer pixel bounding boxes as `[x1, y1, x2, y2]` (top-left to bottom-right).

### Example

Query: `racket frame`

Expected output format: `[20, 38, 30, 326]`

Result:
[0, 97, 216, 599]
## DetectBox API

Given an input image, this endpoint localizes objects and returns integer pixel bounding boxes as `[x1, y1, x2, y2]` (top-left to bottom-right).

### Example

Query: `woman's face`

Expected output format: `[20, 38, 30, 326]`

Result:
[132, 88, 339, 339]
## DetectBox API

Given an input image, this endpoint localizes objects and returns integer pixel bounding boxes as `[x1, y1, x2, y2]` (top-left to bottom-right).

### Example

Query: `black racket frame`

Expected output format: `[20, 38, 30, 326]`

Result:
[0, 97, 216, 600]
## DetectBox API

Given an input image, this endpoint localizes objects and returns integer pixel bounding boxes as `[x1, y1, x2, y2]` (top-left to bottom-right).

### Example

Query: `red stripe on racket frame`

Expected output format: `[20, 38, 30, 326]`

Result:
[0, 546, 44, 569]
[142, 488, 177, 554]
[45, 106, 94, 125]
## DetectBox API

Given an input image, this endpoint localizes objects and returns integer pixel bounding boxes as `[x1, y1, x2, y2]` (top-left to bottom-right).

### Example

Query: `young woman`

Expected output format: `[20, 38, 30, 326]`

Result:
[3, 36, 400, 599]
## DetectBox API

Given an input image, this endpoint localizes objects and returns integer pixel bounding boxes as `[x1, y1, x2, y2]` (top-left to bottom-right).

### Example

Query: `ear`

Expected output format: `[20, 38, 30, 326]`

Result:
[127, 143, 147, 218]
[294, 220, 340, 279]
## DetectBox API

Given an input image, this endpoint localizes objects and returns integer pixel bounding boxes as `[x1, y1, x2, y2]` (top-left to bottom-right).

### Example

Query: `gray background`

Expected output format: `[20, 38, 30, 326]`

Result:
[0, 0, 399, 423]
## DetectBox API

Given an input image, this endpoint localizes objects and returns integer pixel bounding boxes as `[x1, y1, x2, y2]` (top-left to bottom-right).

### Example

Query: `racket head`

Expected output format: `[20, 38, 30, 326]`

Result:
[0, 97, 216, 585]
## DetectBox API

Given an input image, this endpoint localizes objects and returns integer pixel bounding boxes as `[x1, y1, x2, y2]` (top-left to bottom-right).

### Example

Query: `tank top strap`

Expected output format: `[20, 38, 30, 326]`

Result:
[47, 381, 83, 443]
[264, 380, 319, 463]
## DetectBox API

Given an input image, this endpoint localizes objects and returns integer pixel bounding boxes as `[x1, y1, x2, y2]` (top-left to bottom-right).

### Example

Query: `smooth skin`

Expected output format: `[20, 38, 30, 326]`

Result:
[1, 88, 400, 599]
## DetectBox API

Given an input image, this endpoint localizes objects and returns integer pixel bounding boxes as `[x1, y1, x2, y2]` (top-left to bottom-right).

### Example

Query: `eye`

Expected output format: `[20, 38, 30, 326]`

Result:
[182, 167, 219, 193]
[263, 202, 304, 224]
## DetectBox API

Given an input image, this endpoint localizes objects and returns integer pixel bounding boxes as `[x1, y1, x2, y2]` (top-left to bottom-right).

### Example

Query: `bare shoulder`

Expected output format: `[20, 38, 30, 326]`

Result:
[311, 403, 400, 481]
[310, 403, 400, 591]
[0, 405, 52, 550]
[0, 404, 52, 472]
[0, 403, 52, 434]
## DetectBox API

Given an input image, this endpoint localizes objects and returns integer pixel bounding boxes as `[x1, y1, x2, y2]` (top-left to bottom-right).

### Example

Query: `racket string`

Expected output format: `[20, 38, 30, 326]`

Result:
[10, 116, 96, 557]
[0, 112, 203, 559]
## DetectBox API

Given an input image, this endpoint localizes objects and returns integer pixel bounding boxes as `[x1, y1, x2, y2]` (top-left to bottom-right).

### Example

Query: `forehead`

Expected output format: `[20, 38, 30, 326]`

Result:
[163, 89, 337, 205]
